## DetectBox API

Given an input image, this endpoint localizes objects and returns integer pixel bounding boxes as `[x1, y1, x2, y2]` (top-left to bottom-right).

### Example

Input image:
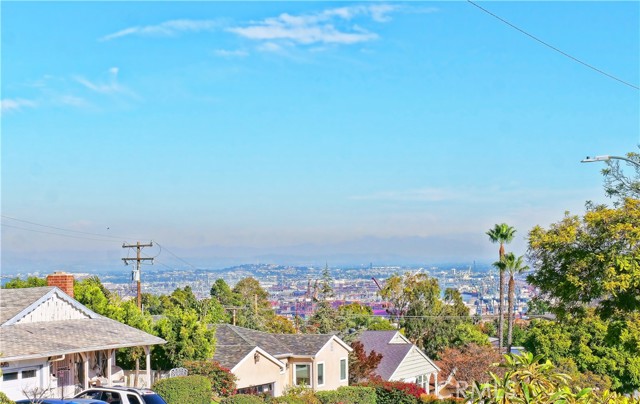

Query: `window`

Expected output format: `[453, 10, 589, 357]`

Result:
[128, 394, 142, 404]
[317, 362, 324, 386]
[295, 364, 311, 386]
[339, 358, 347, 381]
[22, 370, 36, 379]
[416, 374, 427, 389]
[2, 372, 17, 381]
[237, 383, 274, 397]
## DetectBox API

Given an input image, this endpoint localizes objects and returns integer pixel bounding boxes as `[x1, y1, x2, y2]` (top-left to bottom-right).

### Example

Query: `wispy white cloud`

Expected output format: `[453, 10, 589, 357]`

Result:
[350, 186, 592, 204]
[56, 95, 90, 108]
[101, 19, 220, 41]
[1, 98, 36, 114]
[228, 4, 401, 47]
[213, 49, 249, 58]
[74, 67, 138, 99]
[350, 187, 459, 202]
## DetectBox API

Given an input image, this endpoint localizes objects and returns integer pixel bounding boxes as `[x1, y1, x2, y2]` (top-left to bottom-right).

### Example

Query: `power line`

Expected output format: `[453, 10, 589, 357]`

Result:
[153, 241, 201, 270]
[1, 215, 133, 240]
[0, 223, 118, 243]
[467, 0, 639, 90]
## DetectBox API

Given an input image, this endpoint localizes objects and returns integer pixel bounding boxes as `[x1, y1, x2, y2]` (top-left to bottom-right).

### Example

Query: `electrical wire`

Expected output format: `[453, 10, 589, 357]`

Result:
[0, 223, 119, 243]
[153, 241, 201, 270]
[467, 0, 639, 90]
[1, 214, 133, 240]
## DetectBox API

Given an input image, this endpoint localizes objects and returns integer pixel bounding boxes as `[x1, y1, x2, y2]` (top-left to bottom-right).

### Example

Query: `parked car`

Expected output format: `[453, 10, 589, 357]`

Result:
[74, 387, 167, 404]
[16, 400, 109, 404]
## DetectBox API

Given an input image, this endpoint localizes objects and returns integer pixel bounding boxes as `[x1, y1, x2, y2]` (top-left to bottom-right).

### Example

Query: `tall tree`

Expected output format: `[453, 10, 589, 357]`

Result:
[494, 253, 529, 353]
[527, 199, 640, 318]
[232, 277, 274, 330]
[600, 149, 640, 203]
[486, 223, 516, 352]
[379, 273, 473, 358]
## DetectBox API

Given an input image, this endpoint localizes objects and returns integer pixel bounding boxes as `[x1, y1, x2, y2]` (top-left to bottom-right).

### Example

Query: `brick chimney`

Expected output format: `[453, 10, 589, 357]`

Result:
[47, 272, 75, 298]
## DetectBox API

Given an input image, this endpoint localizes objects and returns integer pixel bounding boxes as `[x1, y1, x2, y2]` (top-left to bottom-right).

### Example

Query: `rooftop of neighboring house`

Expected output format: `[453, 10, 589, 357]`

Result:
[213, 324, 351, 369]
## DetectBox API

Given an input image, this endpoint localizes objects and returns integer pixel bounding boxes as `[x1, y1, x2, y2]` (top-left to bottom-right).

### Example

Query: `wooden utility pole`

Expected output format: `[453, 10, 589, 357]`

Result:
[122, 242, 153, 310]
[223, 306, 243, 326]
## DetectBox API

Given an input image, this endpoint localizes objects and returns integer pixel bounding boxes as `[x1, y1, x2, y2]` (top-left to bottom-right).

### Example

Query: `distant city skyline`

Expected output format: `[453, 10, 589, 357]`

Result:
[2, 2, 638, 271]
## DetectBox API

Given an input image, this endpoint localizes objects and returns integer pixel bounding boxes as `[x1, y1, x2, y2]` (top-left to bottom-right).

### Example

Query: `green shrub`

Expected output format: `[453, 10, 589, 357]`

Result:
[268, 396, 306, 404]
[275, 385, 320, 404]
[316, 386, 376, 404]
[184, 360, 237, 397]
[420, 395, 464, 404]
[221, 394, 266, 404]
[152, 375, 211, 404]
[0, 391, 14, 404]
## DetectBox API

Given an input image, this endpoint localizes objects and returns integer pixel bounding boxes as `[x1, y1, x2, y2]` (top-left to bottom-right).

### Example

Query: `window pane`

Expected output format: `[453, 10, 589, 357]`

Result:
[295, 364, 310, 385]
[2, 373, 17, 381]
[340, 359, 347, 380]
[317, 363, 324, 385]
[22, 370, 36, 379]
[128, 394, 142, 404]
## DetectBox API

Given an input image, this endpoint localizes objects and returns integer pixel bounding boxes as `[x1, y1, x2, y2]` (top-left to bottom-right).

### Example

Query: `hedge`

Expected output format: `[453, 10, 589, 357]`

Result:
[316, 386, 376, 404]
[152, 375, 211, 404]
[221, 394, 266, 404]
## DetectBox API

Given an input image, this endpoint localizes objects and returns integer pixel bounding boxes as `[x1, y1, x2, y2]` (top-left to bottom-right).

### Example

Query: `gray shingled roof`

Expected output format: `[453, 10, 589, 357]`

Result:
[0, 287, 165, 361]
[213, 325, 337, 368]
[0, 287, 57, 324]
[358, 330, 413, 380]
[213, 345, 255, 370]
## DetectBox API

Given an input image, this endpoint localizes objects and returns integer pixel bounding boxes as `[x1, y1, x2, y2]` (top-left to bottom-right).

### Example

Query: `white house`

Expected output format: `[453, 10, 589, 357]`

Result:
[0, 274, 165, 401]
[358, 330, 440, 395]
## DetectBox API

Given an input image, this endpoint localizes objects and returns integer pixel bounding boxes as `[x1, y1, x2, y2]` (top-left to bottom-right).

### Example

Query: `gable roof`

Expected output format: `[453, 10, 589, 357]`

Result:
[1, 287, 100, 325]
[214, 325, 351, 368]
[232, 347, 286, 373]
[359, 331, 413, 379]
[0, 286, 165, 361]
[358, 330, 439, 380]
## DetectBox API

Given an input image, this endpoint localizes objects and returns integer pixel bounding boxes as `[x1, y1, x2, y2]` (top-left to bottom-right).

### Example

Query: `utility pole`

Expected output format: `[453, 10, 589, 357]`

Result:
[122, 242, 154, 310]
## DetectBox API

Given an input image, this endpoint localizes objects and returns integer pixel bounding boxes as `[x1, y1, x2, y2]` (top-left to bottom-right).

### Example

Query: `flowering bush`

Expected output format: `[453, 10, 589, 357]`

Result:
[184, 360, 237, 397]
[357, 378, 427, 404]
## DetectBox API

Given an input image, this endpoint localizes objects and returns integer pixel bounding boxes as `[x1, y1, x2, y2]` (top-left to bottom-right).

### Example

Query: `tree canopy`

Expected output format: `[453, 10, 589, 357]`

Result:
[601, 149, 640, 203]
[527, 198, 640, 318]
[379, 272, 477, 358]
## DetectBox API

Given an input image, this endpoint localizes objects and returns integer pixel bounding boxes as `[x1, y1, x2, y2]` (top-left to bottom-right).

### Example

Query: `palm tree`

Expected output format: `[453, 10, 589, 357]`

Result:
[494, 253, 529, 353]
[486, 223, 516, 352]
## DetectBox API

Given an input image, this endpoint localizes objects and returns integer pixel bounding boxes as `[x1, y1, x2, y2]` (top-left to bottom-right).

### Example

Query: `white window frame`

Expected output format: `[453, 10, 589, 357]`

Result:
[316, 362, 325, 387]
[294, 363, 312, 386]
[339, 357, 348, 382]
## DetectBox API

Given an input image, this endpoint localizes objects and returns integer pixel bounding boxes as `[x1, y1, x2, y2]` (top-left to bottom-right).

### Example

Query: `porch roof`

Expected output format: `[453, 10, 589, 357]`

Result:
[0, 317, 165, 361]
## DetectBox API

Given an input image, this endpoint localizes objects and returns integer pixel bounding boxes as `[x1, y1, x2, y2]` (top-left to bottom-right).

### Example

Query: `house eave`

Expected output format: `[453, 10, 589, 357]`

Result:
[0, 339, 166, 362]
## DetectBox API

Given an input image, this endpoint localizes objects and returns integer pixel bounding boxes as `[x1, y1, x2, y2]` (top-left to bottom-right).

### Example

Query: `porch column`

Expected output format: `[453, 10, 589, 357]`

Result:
[144, 346, 151, 388]
[425, 374, 429, 394]
[434, 372, 439, 398]
[106, 349, 114, 387]
[80, 352, 89, 390]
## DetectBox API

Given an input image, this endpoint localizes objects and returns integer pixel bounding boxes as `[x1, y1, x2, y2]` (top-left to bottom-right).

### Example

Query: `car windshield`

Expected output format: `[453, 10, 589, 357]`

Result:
[141, 395, 167, 404]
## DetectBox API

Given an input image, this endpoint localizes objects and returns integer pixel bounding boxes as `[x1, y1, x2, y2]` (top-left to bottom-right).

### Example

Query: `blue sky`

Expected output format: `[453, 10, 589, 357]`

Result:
[2, 1, 639, 269]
